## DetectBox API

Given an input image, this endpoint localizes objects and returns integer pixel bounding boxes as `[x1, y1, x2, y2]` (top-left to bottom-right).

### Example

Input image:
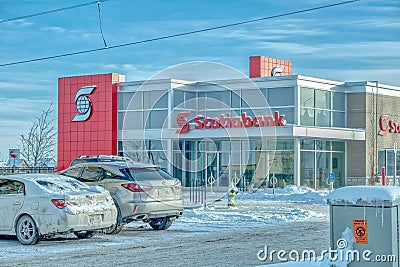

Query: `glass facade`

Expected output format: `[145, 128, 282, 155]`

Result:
[117, 78, 351, 189]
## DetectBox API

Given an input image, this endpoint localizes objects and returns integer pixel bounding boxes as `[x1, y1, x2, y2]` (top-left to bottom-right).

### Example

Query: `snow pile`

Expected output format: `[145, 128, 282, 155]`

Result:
[236, 185, 329, 205]
[328, 186, 400, 204]
[319, 227, 355, 267]
[176, 205, 325, 231]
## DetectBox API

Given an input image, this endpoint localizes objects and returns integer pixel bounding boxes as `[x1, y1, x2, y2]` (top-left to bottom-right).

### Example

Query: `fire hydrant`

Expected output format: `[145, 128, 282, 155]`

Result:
[227, 187, 238, 207]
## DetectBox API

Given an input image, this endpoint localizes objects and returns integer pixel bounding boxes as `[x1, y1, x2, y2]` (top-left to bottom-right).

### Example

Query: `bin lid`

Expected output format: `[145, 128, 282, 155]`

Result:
[328, 186, 400, 206]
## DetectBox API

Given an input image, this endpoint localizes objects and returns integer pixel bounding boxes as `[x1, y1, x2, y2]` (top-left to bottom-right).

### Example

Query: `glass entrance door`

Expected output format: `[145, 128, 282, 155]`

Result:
[198, 152, 229, 188]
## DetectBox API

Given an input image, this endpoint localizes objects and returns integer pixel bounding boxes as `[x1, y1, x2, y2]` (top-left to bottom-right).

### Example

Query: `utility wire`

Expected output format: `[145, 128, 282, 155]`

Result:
[0, 0, 109, 24]
[97, 1, 108, 48]
[0, 0, 360, 67]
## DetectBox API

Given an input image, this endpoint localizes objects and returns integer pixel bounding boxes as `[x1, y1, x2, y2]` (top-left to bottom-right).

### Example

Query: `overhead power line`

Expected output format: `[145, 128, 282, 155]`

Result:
[0, 0, 360, 67]
[97, 1, 108, 48]
[0, 0, 109, 24]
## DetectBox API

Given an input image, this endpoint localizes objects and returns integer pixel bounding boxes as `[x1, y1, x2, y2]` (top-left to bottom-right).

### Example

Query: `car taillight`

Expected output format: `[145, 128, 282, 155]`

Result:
[122, 183, 151, 192]
[51, 199, 67, 209]
[174, 179, 182, 190]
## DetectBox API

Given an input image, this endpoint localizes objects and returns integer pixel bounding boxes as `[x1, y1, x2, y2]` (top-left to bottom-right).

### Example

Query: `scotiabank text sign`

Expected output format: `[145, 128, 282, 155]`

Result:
[379, 115, 400, 136]
[176, 111, 286, 134]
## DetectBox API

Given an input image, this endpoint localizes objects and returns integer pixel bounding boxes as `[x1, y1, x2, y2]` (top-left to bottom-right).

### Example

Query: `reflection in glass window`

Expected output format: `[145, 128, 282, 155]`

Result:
[315, 110, 330, 127]
[332, 152, 345, 187]
[315, 90, 331, 109]
[276, 140, 294, 150]
[300, 87, 314, 107]
[300, 108, 314, 126]
[301, 151, 315, 188]
[332, 141, 345, 151]
[270, 151, 294, 185]
[301, 140, 314, 150]
[316, 140, 331, 151]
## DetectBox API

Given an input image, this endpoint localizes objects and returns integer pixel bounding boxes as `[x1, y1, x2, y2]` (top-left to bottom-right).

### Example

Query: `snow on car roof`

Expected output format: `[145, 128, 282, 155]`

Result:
[4, 174, 105, 195]
[71, 161, 159, 169]
[327, 186, 400, 204]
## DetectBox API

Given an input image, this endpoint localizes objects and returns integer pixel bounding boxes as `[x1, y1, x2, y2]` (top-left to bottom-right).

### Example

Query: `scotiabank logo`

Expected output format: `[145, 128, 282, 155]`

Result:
[176, 111, 286, 134]
[176, 112, 190, 134]
[379, 115, 400, 136]
[72, 85, 96, 122]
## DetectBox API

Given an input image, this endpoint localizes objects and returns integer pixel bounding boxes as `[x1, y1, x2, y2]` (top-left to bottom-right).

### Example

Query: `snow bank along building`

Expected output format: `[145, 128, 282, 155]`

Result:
[57, 56, 400, 189]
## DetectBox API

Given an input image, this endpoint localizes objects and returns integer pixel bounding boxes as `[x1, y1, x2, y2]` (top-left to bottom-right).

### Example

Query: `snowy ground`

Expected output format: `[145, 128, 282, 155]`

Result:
[0, 186, 330, 267]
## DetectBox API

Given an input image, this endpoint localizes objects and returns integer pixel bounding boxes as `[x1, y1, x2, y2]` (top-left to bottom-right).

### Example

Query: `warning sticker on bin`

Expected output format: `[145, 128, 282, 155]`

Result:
[353, 220, 368, 244]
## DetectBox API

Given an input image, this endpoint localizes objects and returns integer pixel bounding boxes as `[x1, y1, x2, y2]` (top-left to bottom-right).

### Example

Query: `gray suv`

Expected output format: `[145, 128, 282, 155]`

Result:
[60, 161, 183, 234]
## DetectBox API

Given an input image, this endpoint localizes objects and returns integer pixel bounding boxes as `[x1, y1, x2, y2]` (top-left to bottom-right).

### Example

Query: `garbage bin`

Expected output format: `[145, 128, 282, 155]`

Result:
[327, 186, 400, 267]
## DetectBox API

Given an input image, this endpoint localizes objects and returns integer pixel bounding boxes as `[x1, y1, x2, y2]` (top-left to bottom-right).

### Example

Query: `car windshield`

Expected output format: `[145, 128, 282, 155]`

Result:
[35, 178, 91, 194]
[127, 168, 175, 181]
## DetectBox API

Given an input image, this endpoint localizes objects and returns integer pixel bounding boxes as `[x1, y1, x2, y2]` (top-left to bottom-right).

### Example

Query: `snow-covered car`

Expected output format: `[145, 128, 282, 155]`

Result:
[60, 161, 184, 234]
[0, 174, 117, 245]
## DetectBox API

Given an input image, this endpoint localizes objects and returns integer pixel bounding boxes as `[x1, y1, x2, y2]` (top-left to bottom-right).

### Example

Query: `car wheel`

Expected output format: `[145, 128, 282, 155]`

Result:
[104, 200, 123, 235]
[149, 217, 172, 230]
[74, 231, 95, 239]
[16, 215, 39, 245]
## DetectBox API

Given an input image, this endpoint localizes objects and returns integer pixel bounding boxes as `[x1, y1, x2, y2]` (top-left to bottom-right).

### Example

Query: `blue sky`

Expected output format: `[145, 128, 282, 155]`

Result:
[0, 0, 399, 159]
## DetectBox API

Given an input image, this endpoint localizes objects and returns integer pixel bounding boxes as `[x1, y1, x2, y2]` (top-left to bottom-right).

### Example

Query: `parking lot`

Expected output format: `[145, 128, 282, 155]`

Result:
[0, 198, 329, 267]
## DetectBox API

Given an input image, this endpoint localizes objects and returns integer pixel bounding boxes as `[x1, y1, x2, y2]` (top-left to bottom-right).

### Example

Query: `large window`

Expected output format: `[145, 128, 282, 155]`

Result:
[378, 149, 400, 183]
[300, 140, 345, 188]
[300, 87, 345, 128]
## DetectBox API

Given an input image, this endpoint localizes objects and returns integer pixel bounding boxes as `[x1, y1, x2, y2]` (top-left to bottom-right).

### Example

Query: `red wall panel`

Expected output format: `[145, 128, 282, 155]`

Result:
[57, 73, 125, 170]
[249, 56, 292, 78]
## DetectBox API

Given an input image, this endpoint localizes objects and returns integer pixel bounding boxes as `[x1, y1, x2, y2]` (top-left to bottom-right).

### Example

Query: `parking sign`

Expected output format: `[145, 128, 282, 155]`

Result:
[328, 172, 335, 183]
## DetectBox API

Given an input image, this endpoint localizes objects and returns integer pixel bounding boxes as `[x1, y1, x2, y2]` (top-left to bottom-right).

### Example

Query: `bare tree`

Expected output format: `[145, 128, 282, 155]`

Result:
[19, 103, 57, 167]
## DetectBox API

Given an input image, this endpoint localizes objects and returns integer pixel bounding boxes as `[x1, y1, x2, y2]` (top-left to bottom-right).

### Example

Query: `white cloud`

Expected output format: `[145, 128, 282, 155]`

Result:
[42, 26, 67, 33]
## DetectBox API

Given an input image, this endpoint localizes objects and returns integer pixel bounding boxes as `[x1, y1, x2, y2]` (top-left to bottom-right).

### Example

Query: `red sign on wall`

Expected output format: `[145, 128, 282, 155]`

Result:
[378, 115, 400, 136]
[176, 111, 286, 134]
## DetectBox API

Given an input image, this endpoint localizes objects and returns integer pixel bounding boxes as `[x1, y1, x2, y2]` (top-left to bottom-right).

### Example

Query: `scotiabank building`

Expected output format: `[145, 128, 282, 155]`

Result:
[58, 56, 400, 189]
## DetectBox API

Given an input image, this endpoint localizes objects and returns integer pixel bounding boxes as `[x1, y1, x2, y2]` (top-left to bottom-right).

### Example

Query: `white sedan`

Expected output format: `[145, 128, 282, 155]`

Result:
[0, 174, 117, 245]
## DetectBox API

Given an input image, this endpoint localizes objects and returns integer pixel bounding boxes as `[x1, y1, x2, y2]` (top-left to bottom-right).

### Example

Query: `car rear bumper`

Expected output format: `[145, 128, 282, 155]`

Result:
[36, 208, 117, 236]
[121, 199, 184, 222]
